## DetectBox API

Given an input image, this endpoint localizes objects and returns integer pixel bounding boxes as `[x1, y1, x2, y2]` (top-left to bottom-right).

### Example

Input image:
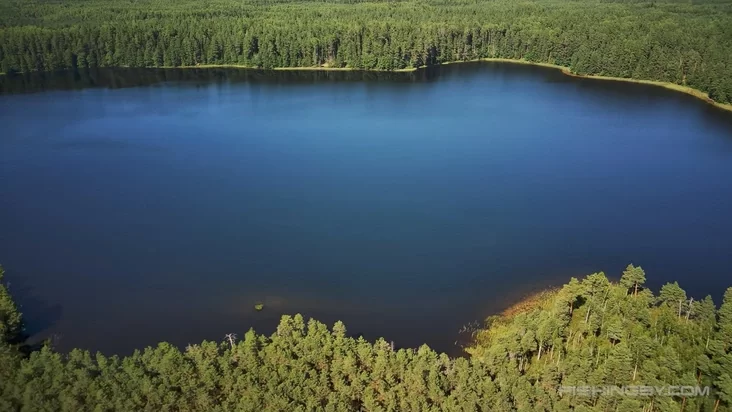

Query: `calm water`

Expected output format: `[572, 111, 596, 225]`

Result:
[1, 63, 732, 355]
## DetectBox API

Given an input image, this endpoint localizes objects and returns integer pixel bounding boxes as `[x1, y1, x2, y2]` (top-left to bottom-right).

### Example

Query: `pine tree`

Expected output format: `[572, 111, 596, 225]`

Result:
[619, 263, 646, 296]
[0, 266, 23, 344]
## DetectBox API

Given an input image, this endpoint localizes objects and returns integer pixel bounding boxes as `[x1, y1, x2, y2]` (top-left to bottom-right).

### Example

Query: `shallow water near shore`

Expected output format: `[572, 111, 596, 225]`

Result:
[1, 62, 732, 355]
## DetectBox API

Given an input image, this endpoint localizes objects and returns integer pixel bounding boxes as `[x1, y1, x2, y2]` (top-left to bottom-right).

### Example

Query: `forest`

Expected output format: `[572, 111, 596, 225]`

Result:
[2, 264, 732, 411]
[0, 0, 732, 103]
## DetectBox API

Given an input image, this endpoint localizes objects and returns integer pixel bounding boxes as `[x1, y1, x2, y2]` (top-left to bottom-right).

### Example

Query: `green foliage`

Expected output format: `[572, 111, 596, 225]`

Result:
[2, 265, 732, 410]
[0, 265, 23, 344]
[468, 270, 730, 411]
[0, 0, 731, 103]
[619, 263, 646, 296]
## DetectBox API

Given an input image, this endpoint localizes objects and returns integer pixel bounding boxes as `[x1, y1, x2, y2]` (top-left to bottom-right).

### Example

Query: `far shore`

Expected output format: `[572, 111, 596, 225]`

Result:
[176, 59, 732, 113]
[2, 59, 731, 112]
[172, 64, 416, 73]
[481, 58, 732, 113]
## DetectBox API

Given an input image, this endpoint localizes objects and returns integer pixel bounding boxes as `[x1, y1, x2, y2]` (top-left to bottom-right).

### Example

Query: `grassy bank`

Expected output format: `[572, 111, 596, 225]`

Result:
[498, 287, 560, 319]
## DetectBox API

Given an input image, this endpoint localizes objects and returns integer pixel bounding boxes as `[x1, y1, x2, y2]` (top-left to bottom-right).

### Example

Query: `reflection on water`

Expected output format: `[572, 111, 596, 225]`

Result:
[0, 67, 426, 94]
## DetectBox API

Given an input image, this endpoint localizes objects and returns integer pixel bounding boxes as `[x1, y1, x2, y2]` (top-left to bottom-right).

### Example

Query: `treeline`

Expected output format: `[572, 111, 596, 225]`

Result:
[0, 0, 731, 103]
[2, 264, 732, 411]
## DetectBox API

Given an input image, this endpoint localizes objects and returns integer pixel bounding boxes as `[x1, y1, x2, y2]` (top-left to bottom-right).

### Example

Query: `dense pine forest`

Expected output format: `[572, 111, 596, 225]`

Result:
[1, 0, 732, 104]
[2, 264, 732, 411]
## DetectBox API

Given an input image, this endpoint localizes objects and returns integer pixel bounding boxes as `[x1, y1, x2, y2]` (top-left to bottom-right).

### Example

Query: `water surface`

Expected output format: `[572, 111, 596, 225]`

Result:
[1, 63, 731, 355]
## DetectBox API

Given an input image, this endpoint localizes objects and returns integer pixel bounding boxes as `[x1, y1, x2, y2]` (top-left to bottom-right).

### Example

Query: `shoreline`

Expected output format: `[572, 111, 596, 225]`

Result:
[2, 59, 731, 112]
[173, 64, 416, 73]
[178, 60, 732, 113]
[464, 287, 559, 353]
[497, 287, 559, 320]
[479, 58, 732, 113]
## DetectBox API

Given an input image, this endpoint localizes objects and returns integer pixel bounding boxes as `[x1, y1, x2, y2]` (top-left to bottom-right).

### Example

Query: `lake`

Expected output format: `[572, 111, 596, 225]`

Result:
[1, 62, 731, 355]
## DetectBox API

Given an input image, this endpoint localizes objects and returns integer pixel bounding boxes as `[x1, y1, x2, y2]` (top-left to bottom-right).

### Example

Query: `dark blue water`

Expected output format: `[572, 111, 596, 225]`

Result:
[1, 62, 731, 355]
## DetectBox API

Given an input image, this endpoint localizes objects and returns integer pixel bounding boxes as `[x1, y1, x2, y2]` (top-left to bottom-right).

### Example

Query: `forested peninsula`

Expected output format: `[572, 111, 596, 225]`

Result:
[1, 0, 732, 108]
[2, 264, 732, 411]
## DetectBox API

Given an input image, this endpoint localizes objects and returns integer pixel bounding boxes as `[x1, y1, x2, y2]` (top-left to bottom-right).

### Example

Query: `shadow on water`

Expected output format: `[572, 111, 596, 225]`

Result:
[3, 272, 63, 343]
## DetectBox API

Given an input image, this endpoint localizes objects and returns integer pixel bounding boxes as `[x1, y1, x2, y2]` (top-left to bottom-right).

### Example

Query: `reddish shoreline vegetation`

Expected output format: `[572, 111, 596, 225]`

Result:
[496, 288, 560, 321]
[2, 263, 732, 411]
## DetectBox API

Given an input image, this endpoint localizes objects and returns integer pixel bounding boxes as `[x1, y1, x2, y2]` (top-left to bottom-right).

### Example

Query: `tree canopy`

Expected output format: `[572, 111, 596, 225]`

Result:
[2, 264, 732, 410]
